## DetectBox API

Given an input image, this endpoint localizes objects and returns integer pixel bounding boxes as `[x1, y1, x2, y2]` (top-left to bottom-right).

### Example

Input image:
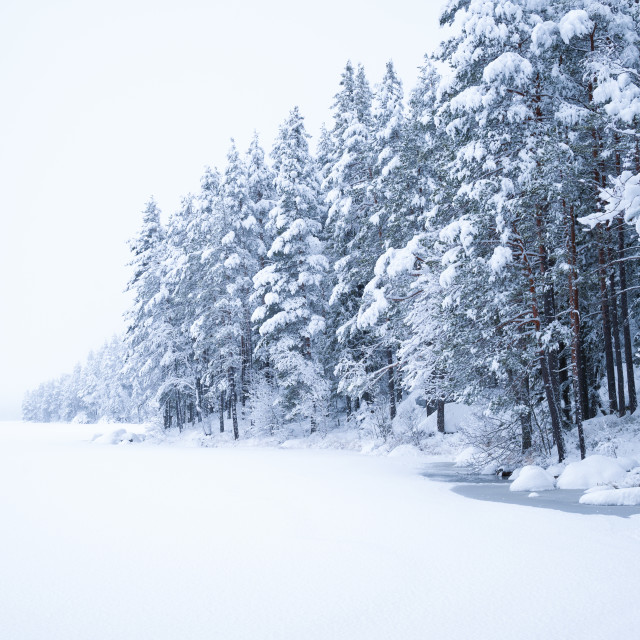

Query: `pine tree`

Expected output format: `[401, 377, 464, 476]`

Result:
[253, 107, 329, 430]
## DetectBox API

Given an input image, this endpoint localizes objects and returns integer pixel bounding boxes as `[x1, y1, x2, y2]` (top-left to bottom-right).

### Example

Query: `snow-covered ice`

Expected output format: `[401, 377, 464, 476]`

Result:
[1, 422, 639, 640]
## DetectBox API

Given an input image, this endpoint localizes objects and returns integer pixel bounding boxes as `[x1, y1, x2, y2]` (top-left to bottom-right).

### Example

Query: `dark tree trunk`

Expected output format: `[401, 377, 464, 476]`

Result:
[513, 221, 565, 461]
[509, 369, 532, 452]
[598, 238, 619, 414]
[346, 395, 352, 417]
[164, 402, 170, 429]
[386, 348, 397, 422]
[540, 349, 565, 461]
[558, 347, 573, 427]
[195, 376, 203, 422]
[537, 205, 566, 430]
[577, 331, 592, 419]
[219, 390, 225, 433]
[310, 412, 317, 434]
[229, 368, 239, 440]
[176, 391, 183, 432]
[607, 242, 626, 417]
[617, 217, 637, 413]
[436, 398, 445, 433]
[567, 204, 586, 459]
[240, 335, 246, 409]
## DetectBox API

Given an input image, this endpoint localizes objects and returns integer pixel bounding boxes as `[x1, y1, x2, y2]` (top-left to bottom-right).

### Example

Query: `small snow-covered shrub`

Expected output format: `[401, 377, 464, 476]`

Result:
[356, 399, 394, 442]
[71, 412, 90, 424]
[250, 381, 286, 436]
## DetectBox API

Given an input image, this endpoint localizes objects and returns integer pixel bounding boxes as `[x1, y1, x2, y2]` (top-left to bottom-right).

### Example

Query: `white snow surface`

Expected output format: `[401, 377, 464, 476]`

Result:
[1, 421, 640, 640]
[580, 487, 640, 507]
[556, 455, 629, 490]
[509, 465, 556, 492]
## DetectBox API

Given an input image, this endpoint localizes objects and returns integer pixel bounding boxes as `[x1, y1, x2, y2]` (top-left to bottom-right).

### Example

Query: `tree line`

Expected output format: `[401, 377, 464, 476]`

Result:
[25, 1, 640, 465]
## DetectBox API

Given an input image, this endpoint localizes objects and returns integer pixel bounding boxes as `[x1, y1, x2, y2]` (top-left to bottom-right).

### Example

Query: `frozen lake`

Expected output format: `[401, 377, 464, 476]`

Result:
[1, 422, 639, 639]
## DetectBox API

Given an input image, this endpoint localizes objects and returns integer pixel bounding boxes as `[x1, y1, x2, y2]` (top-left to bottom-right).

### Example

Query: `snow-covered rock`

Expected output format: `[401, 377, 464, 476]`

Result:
[509, 465, 556, 492]
[92, 428, 145, 445]
[579, 487, 640, 506]
[556, 455, 627, 490]
[388, 444, 424, 459]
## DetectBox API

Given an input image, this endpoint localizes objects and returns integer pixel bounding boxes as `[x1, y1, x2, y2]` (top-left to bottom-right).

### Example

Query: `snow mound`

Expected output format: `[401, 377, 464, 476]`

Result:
[510, 465, 556, 492]
[556, 455, 627, 490]
[454, 446, 479, 467]
[579, 487, 640, 506]
[388, 444, 424, 459]
[92, 428, 145, 445]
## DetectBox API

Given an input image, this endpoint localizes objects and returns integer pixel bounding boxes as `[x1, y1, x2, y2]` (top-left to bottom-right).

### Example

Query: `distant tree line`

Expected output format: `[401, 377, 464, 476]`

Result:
[22, 336, 140, 423]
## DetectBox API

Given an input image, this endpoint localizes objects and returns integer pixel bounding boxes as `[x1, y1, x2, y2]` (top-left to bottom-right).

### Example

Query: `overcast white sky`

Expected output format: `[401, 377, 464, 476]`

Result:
[0, 0, 446, 420]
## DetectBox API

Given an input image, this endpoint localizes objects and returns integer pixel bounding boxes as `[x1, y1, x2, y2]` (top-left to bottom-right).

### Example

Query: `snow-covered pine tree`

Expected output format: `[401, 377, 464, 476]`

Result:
[253, 107, 329, 432]
[322, 62, 382, 418]
[123, 198, 168, 420]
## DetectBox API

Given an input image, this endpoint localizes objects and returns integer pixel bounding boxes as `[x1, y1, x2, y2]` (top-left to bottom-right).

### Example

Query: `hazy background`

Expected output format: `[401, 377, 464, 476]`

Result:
[0, 0, 446, 420]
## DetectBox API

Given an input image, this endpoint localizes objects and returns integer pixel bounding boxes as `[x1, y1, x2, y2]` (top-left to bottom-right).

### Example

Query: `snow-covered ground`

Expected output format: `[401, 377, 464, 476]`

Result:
[1, 422, 639, 640]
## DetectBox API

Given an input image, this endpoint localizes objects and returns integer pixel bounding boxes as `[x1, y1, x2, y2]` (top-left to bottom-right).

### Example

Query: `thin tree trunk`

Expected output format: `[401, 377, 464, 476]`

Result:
[558, 347, 573, 427]
[219, 390, 225, 433]
[617, 216, 637, 413]
[510, 369, 532, 452]
[195, 376, 203, 423]
[229, 368, 239, 440]
[537, 205, 567, 430]
[598, 236, 619, 414]
[240, 335, 246, 409]
[613, 134, 636, 412]
[567, 204, 586, 459]
[607, 241, 626, 417]
[436, 398, 445, 433]
[386, 348, 397, 422]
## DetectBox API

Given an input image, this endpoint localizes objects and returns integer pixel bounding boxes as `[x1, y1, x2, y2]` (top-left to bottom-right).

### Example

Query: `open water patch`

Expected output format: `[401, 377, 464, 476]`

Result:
[422, 462, 640, 518]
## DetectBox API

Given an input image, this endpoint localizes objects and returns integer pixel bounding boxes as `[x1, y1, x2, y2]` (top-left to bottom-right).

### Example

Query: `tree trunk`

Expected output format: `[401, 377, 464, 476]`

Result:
[607, 241, 626, 417]
[219, 390, 225, 433]
[540, 349, 565, 461]
[512, 222, 565, 461]
[597, 237, 619, 414]
[386, 348, 397, 422]
[229, 368, 239, 440]
[617, 217, 637, 413]
[567, 204, 586, 459]
[558, 347, 573, 427]
[195, 376, 203, 422]
[436, 398, 445, 433]
[176, 391, 183, 432]
[510, 369, 532, 453]
[240, 335, 246, 409]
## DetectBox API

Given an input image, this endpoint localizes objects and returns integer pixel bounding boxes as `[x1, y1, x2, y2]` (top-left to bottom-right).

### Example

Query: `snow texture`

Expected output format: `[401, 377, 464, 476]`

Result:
[579, 487, 640, 506]
[509, 465, 556, 492]
[2, 422, 640, 640]
[556, 455, 628, 490]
